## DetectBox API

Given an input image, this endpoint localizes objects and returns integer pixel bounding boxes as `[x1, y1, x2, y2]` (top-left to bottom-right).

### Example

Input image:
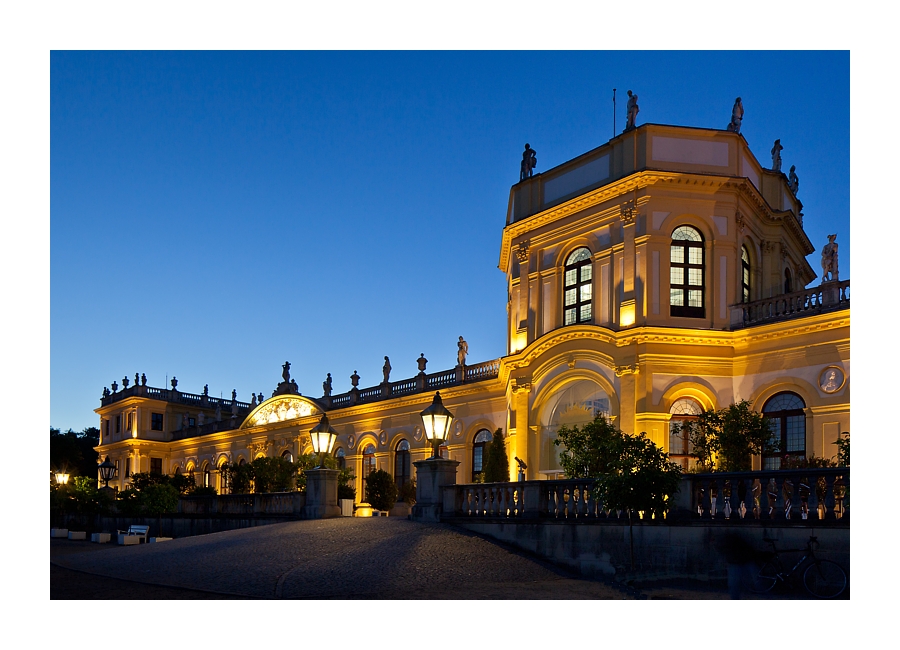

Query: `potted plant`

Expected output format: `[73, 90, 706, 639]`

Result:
[364, 469, 398, 515]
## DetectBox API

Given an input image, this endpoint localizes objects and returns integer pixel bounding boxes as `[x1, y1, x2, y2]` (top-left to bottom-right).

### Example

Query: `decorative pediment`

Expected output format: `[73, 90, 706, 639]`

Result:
[241, 396, 320, 429]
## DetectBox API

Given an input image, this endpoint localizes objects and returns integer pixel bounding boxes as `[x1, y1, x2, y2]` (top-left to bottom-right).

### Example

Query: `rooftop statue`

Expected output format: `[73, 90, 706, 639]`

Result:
[251, 393, 257, 406]
[351, 370, 360, 388]
[135, 373, 140, 388]
[323, 373, 333, 397]
[122, 375, 129, 389]
[141, 373, 147, 386]
[171, 376, 178, 390]
[624, 90, 639, 132]
[203, 384, 209, 396]
[417, 353, 428, 373]
[771, 139, 783, 172]
[232, 389, 237, 402]
[383, 356, 392, 383]
[520, 144, 537, 181]
[788, 165, 799, 194]
[821, 234, 839, 282]
[111, 381, 118, 393]
[457, 336, 469, 366]
[726, 97, 744, 134]
[282, 361, 291, 383]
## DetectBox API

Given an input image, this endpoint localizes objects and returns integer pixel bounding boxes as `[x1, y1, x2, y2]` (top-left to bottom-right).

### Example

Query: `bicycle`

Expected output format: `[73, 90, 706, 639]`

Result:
[743, 535, 847, 598]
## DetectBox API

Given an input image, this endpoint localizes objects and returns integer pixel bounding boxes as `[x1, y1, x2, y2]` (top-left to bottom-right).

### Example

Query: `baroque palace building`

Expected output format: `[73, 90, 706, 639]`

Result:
[94, 120, 849, 498]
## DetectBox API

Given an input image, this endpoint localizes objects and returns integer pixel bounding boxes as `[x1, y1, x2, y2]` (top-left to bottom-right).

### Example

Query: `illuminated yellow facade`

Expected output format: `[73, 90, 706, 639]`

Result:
[95, 122, 849, 496]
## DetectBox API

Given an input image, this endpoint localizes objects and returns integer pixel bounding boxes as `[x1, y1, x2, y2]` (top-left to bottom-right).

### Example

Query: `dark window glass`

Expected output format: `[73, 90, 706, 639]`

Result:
[150, 458, 162, 475]
[563, 248, 593, 326]
[784, 268, 793, 294]
[670, 226, 705, 318]
[741, 246, 751, 303]
[668, 398, 703, 470]
[472, 429, 493, 481]
[125, 458, 131, 477]
[115, 415, 121, 434]
[762, 392, 806, 469]
[151, 413, 163, 431]
[395, 440, 410, 490]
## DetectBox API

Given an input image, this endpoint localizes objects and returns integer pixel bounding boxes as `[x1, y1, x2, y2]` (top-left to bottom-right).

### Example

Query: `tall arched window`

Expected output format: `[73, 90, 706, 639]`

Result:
[203, 464, 211, 489]
[741, 246, 751, 303]
[762, 392, 806, 469]
[394, 440, 410, 490]
[668, 397, 704, 469]
[362, 444, 376, 477]
[563, 247, 593, 325]
[784, 268, 793, 294]
[335, 447, 345, 470]
[670, 226, 705, 318]
[281, 450, 293, 463]
[472, 429, 493, 482]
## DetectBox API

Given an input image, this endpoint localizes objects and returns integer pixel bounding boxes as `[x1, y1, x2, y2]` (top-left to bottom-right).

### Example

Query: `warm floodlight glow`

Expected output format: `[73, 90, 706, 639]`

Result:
[420, 391, 454, 459]
[309, 413, 338, 467]
[55, 472, 70, 486]
[620, 301, 636, 327]
[97, 456, 116, 488]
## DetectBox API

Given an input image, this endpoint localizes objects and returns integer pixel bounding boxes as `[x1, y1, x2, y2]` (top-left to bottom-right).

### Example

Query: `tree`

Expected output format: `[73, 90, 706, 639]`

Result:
[364, 469, 398, 512]
[249, 456, 297, 493]
[555, 415, 621, 478]
[834, 431, 849, 466]
[50, 426, 101, 479]
[482, 428, 510, 483]
[556, 415, 682, 569]
[680, 400, 778, 472]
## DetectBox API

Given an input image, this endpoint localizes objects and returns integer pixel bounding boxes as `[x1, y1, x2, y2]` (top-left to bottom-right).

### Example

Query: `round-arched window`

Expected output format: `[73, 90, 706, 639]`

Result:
[362, 444, 376, 477]
[762, 392, 806, 469]
[539, 380, 610, 475]
[395, 440, 410, 490]
[670, 225, 705, 318]
[564, 247, 593, 325]
[668, 397, 704, 469]
[281, 450, 293, 463]
[472, 429, 493, 482]
[741, 246, 751, 303]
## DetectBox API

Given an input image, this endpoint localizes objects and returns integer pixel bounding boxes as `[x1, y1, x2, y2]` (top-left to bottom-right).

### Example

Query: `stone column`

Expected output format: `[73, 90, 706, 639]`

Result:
[510, 379, 532, 479]
[411, 458, 460, 522]
[302, 468, 340, 519]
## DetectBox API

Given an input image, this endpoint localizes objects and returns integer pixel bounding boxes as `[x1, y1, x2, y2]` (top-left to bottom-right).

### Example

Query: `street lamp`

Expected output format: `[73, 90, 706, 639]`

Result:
[309, 414, 338, 468]
[420, 391, 454, 459]
[55, 472, 70, 486]
[98, 456, 116, 489]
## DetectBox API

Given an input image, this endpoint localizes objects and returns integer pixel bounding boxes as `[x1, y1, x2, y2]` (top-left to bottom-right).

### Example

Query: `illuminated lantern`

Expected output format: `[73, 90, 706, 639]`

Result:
[309, 413, 338, 468]
[420, 391, 454, 459]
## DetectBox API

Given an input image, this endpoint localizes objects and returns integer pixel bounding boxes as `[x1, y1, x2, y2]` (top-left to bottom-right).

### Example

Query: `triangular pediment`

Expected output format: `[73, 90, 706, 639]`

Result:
[241, 395, 321, 429]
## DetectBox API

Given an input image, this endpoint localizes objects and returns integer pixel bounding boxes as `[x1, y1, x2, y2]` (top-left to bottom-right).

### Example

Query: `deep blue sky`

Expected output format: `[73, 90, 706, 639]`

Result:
[51, 51, 849, 430]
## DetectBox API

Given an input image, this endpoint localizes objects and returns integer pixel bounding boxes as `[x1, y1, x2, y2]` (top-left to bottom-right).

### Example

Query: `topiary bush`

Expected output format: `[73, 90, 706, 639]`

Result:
[482, 428, 510, 483]
[364, 469, 398, 512]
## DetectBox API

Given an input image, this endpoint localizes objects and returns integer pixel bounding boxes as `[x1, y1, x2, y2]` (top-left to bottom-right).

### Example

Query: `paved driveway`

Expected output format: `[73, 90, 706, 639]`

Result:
[51, 518, 636, 599]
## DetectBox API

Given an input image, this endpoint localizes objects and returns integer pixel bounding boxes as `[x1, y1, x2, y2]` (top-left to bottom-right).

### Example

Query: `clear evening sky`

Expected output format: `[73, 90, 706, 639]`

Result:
[51, 51, 849, 431]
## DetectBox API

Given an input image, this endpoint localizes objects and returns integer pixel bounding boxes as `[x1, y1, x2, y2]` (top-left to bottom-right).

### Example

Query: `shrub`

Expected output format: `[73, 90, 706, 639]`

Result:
[680, 400, 778, 471]
[555, 415, 621, 478]
[397, 478, 417, 504]
[188, 486, 218, 496]
[482, 428, 510, 483]
[834, 431, 849, 466]
[364, 469, 398, 511]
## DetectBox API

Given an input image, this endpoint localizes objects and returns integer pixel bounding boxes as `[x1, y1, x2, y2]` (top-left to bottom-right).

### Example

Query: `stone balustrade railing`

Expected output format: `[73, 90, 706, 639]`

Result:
[178, 492, 305, 516]
[443, 468, 849, 524]
[100, 384, 252, 411]
[730, 280, 849, 329]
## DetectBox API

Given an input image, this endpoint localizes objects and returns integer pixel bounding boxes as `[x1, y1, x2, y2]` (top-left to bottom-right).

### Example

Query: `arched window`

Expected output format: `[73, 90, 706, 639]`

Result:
[784, 268, 793, 294]
[362, 444, 376, 477]
[670, 226, 705, 318]
[471, 429, 493, 481]
[741, 246, 751, 303]
[218, 460, 229, 494]
[394, 440, 410, 490]
[563, 247, 593, 325]
[668, 397, 704, 469]
[762, 392, 806, 469]
[281, 450, 293, 463]
[203, 464, 211, 489]
[335, 447, 345, 470]
[539, 380, 611, 476]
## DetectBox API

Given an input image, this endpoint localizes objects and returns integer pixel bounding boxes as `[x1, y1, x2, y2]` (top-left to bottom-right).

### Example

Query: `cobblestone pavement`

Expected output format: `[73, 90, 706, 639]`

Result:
[51, 518, 638, 599]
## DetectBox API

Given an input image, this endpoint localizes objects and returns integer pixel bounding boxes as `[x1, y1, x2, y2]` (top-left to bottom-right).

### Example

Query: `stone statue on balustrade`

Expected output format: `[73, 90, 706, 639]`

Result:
[383, 356, 392, 383]
[135, 373, 140, 388]
[232, 389, 237, 402]
[250, 393, 257, 406]
[122, 376, 129, 389]
[323, 373, 332, 397]
[171, 376, 178, 390]
[771, 139, 783, 172]
[203, 384, 209, 396]
[111, 381, 118, 393]
[417, 353, 428, 374]
[351, 370, 360, 388]
[102, 387, 110, 398]
[821, 234, 839, 282]
[282, 361, 291, 383]
[788, 165, 799, 194]
[624, 90, 639, 132]
[726, 97, 744, 134]
[141, 373, 147, 386]
[457, 336, 468, 366]
[520, 144, 537, 181]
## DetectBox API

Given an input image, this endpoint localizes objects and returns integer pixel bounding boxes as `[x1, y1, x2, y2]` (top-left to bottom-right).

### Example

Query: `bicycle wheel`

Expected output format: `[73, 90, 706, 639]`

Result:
[743, 560, 779, 594]
[802, 560, 847, 598]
